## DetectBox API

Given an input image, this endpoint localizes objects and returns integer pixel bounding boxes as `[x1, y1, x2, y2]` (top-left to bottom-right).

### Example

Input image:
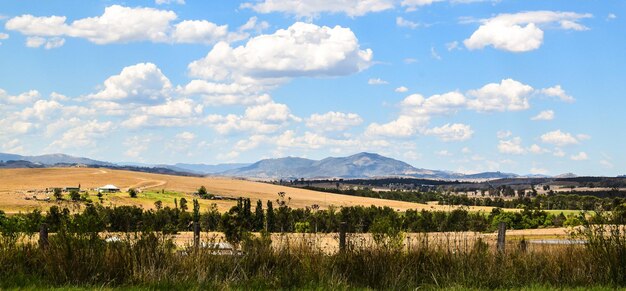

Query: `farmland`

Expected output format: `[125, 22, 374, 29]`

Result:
[0, 167, 508, 214]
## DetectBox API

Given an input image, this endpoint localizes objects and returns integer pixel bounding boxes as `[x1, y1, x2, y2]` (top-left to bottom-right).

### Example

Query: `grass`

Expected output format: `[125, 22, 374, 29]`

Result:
[1, 223, 626, 289]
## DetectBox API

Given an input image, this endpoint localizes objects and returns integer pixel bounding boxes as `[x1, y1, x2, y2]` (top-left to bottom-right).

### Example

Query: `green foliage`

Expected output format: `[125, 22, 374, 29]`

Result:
[179, 198, 188, 212]
[53, 188, 63, 200]
[69, 190, 81, 201]
[370, 216, 404, 249]
[294, 221, 311, 233]
[128, 188, 138, 198]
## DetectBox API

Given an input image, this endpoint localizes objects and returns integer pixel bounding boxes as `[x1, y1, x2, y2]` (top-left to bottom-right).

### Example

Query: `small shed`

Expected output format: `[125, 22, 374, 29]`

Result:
[98, 184, 120, 193]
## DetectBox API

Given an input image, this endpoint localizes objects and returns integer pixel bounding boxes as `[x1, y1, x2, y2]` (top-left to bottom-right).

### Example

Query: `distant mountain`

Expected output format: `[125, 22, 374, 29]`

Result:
[222, 152, 472, 179]
[0, 151, 552, 180]
[0, 153, 113, 166]
[174, 163, 251, 174]
[462, 171, 519, 180]
[0, 160, 45, 168]
[555, 173, 578, 178]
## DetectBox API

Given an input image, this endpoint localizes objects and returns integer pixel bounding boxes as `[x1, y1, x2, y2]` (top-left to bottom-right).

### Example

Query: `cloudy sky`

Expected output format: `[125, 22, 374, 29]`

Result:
[0, 0, 623, 175]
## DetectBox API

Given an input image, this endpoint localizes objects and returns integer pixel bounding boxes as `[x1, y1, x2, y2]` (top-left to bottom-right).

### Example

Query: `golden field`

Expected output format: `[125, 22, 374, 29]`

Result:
[0, 167, 506, 213]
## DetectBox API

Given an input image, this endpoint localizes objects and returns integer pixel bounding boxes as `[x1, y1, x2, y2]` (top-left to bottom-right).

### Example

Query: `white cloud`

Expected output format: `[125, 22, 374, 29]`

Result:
[530, 167, 548, 175]
[430, 46, 441, 60]
[240, 0, 394, 18]
[446, 41, 460, 51]
[396, 17, 419, 29]
[0, 89, 40, 105]
[531, 110, 555, 121]
[6, 5, 244, 46]
[50, 92, 69, 102]
[141, 98, 203, 117]
[553, 147, 565, 157]
[498, 137, 525, 155]
[0, 32, 8, 40]
[576, 134, 591, 141]
[306, 111, 363, 131]
[89, 63, 172, 104]
[401, 92, 466, 115]
[48, 120, 113, 150]
[1, 139, 25, 154]
[528, 144, 548, 154]
[365, 115, 428, 137]
[426, 123, 473, 141]
[496, 130, 512, 139]
[188, 22, 373, 83]
[403, 58, 418, 64]
[207, 102, 299, 134]
[540, 85, 575, 102]
[436, 150, 452, 156]
[368, 78, 388, 85]
[401, 0, 444, 11]
[600, 159, 613, 168]
[570, 152, 588, 161]
[395, 86, 409, 93]
[464, 11, 592, 52]
[540, 130, 581, 146]
[156, 0, 185, 4]
[466, 78, 532, 112]
[607, 13, 617, 20]
[176, 131, 196, 141]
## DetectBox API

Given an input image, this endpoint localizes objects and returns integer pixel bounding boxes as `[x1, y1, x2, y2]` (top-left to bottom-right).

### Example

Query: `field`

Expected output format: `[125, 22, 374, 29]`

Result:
[0, 167, 507, 213]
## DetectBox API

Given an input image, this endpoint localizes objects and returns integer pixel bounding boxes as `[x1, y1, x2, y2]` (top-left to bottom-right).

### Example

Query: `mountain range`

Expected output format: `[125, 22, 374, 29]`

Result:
[0, 152, 573, 180]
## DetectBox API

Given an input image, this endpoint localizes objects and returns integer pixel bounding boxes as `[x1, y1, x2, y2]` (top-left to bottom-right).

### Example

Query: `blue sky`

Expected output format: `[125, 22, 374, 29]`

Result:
[0, 0, 623, 176]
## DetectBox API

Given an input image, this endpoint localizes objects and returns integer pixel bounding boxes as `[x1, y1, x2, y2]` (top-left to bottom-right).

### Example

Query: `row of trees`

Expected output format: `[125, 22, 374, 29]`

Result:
[0, 197, 587, 240]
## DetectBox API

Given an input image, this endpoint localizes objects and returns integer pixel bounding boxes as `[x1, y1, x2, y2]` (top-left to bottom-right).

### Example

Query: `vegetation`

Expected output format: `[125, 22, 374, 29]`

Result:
[0, 209, 626, 289]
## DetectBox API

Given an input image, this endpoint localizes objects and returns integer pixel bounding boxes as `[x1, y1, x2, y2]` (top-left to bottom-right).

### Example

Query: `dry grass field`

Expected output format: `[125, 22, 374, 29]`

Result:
[0, 167, 506, 213]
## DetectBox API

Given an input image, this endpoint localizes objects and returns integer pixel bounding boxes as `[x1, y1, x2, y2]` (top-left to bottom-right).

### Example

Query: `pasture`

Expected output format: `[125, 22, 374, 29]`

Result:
[0, 167, 506, 213]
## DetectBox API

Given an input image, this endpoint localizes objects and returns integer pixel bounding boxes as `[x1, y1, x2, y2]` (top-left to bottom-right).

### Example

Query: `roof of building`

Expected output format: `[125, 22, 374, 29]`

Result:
[98, 184, 119, 190]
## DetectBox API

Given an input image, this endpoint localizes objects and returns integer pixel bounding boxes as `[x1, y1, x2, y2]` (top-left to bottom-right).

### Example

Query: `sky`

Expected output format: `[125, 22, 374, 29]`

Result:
[0, 0, 624, 176]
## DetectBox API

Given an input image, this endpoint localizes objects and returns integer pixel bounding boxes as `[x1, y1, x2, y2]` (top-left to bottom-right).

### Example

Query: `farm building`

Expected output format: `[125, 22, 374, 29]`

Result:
[98, 184, 120, 193]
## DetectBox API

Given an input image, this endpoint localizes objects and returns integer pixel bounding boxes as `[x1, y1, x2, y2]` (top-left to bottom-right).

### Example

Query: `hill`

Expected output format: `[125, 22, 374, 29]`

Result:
[0, 167, 498, 214]
[222, 152, 459, 179]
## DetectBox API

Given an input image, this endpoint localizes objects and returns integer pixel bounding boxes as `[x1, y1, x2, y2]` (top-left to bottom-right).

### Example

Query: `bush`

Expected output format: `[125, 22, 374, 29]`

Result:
[128, 188, 137, 198]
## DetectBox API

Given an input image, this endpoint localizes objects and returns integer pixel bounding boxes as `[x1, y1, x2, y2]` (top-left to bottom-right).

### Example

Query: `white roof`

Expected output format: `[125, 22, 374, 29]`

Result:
[99, 184, 119, 189]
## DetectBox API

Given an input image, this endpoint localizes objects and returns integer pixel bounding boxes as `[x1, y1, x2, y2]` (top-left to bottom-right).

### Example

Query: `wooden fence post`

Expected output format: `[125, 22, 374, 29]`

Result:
[193, 222, 200, 249]
[339, 221, 347, 251]
[497, 222, 506, 253]
[39, 223, 49, 249]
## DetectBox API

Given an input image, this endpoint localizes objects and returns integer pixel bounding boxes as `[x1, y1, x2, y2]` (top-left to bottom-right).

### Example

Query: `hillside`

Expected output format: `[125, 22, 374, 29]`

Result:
[0, 167, 497, 214]
[222, 152, 456, 179]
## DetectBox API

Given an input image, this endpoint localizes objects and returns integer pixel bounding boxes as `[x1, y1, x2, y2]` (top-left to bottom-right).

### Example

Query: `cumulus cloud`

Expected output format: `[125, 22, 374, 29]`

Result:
[240, 0, 394, 18]
[6, 5, 246, 47]
[0, 89, 40, 105]
[365, 115, 429, 138]
[306, 111, 363, 131]
[89, 63, 172, 104]
[496, 130, 512, 139]
[540, 130, 583, 146]
[188, 22, 373, 83]
[540, 85, 575, 102]
[395, 86, 409, 93]
[206, 102, 299, 134]
[48, 120, 113, 150]
[531, 110, 554, 121]
[498, 137, 525, 155]
[464, 11, 592, 52]
[141, 98, 203, 117]
[570, 152, 588, 161]
[466, 79, 532, 112]
[156, 0, 185, 4]
[368, 78, 388, 85]
[426, 123, 474, 141]
[396, 17, 419, 29]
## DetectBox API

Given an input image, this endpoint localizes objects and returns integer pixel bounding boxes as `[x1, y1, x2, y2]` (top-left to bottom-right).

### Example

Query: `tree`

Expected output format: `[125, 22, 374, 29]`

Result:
[69, 190, 81, 201]
[197, 186, 209, 199]
[53, 188, 63, 200]
[253, 199, 264, 231]
[154, 200, 163, 210]
[192, 199, 200, 222]
[266, 200, 275, 232]
[179, 198, 188, 212]
[128, 188, 138, 198]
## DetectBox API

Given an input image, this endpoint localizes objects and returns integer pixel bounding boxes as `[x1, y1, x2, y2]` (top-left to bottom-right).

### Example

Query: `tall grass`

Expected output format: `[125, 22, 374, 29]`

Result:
[0, 228, 623, 289]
